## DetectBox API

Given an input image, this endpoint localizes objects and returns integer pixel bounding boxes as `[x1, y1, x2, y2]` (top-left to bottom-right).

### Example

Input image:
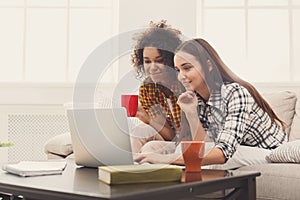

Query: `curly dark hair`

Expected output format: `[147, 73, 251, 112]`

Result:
[131, 20, 183, 80]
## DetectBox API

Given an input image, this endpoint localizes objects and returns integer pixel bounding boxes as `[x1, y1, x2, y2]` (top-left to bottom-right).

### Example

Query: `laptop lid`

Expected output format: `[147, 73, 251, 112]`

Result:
[67, 107, 134, 168]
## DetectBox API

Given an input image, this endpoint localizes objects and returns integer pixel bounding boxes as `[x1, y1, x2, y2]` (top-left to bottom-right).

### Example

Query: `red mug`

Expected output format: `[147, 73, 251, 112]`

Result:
[121, 94, 138, 117]
[181, 141, 205, 172]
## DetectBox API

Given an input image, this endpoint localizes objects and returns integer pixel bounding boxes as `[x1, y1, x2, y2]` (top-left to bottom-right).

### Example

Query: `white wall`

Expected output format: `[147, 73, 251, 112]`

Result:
[117, 0, 197, 80]
[118, 0, 197, 36]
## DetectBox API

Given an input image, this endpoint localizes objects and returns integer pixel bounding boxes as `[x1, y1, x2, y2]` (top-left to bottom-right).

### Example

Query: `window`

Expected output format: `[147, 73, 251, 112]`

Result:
[2, 0, 299, 84]
[198, 0, 300, 82]
[0, 0, 117, 83]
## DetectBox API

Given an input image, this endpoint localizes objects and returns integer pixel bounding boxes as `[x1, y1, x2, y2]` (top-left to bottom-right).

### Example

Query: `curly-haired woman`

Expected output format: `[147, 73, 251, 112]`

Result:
[130, 20, 189, 153]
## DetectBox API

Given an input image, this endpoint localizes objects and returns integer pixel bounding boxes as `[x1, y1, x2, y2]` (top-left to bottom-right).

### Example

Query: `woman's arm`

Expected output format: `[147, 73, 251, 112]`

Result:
[134, 152, 185, 165]
[184, 109, 206, 141]
[177, 91, 207, 141]
[136, 106, 176, 141]
[148, 114, 176, 141]
[214, 84, 250, 160]
[202, 147, 226, 165]
[138, 86, 176, 141]
[134, 147, 226, 165]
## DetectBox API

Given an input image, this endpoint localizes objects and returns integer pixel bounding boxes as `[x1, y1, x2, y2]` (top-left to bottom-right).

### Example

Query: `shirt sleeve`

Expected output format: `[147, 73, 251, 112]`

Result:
[215, 85, 253, 160]
[139, 84, 150, 110]
[139, 84, 163, 118]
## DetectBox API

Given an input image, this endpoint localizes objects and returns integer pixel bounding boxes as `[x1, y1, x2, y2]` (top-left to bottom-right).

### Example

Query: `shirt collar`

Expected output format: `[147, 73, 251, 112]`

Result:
[196, 84, 225, 111]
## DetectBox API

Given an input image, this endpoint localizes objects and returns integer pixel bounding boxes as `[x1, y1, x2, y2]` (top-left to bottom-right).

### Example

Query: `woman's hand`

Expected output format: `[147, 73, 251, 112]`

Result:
[177, 91, 198, 114]
[135, 104, 150, 124]
[134, 152, 183, 165]
[178, 91, 205, 141]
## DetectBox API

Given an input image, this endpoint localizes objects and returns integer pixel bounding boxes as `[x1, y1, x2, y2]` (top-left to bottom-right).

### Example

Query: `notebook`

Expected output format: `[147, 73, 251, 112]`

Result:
[67, 107, 134, 168]
[2, 161, 67, 177]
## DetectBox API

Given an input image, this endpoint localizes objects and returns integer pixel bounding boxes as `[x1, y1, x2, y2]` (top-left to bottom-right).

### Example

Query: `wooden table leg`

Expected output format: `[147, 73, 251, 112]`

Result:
[238, 177, 257, 200]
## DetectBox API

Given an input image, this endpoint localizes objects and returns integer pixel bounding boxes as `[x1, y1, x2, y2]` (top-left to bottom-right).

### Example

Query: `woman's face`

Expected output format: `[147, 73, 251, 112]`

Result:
[143, 47, 173, 85]
[174, 51, 207, 92]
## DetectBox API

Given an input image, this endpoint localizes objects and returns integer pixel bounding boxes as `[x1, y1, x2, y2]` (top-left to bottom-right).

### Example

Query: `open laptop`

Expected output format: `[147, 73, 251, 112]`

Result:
[67, 107, 134, 168]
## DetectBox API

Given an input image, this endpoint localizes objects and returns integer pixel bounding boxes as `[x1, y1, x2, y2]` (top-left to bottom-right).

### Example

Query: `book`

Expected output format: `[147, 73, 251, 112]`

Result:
[98, 164, 182, 185]
[2, 161, 67, 177]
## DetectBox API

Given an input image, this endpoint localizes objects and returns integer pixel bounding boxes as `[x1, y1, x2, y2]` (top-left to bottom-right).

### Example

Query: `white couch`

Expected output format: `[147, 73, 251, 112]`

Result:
[237, 91, 300, 200]
[44, 90, 300, 200]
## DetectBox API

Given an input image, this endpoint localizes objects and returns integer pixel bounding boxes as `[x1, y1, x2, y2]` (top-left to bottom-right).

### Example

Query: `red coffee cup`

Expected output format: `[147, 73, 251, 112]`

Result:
[121, 94, 138, 117]
[181, 141, 205, 172]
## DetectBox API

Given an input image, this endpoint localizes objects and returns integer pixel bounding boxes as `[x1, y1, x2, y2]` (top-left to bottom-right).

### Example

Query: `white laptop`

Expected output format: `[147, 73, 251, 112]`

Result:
[67, 107, 134, 168]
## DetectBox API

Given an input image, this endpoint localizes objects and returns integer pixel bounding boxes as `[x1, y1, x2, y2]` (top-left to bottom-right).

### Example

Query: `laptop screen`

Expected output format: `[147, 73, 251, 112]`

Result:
[67, 108, 133, 167]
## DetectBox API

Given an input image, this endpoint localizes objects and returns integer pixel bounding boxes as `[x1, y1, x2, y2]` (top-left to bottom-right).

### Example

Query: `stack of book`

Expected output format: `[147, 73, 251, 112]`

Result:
[98, 164, 183, 185]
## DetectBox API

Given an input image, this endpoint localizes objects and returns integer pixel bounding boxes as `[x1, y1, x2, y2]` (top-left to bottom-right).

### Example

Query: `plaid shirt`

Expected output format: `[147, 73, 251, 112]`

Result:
[197, 82, 287, 159]
[139, 80, 183, 131]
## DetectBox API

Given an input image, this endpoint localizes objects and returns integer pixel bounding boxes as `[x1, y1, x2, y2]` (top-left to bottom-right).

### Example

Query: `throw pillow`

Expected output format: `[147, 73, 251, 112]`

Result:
[44, 132, 73, 156]
[290, 92, 300, 141]
[266, 140, 300, 163]
[261, 91, 297, 136]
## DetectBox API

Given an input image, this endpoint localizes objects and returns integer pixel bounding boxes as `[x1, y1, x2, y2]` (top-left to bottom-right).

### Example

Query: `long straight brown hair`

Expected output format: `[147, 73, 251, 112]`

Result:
[176, 38, 285, 129]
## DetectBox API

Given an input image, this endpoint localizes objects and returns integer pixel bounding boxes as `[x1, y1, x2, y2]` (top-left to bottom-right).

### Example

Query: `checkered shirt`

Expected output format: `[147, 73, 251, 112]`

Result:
[197, 82, 287, 160]
[139, 81, 183, 131]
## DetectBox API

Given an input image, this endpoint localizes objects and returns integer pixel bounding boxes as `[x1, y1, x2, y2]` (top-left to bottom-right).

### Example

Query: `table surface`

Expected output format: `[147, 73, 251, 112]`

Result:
[0, 159, 260, 200]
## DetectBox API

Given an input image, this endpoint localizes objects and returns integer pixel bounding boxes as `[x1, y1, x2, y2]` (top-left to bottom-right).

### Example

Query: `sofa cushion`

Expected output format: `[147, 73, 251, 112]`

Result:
[261, 91, 297, 136]
[238, 163, 300, 200]
[44, 132, 73, 156]
[266, 140, 300, 163]
[290, 92, 300, 141]
[203, 145, 271, 170]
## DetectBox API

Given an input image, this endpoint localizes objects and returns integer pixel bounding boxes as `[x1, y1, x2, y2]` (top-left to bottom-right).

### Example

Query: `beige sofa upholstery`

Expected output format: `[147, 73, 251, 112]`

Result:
[44, 91, 300, 199]
[237, 91, 300, 200]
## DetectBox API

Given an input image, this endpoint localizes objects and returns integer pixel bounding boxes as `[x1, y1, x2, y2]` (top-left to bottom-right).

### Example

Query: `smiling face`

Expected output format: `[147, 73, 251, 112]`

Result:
[143, 47, 174, 86]
[174, 51, 208, 94]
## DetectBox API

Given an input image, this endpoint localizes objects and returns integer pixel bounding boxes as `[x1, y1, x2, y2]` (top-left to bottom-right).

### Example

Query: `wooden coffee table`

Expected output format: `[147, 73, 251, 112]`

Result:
[0, 159, 260, 200]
